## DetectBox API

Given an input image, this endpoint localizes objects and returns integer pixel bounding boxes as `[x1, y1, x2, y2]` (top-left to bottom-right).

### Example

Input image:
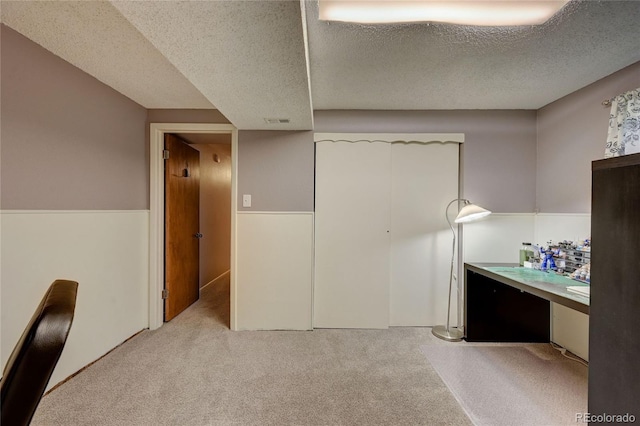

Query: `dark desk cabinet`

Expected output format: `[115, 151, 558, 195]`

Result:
[589, 153, 640, 419]
[465, 269, 550, 342]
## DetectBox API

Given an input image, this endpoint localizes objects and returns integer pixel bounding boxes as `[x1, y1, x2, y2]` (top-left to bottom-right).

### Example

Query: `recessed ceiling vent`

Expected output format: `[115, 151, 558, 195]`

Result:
[264, 118, 290, 124]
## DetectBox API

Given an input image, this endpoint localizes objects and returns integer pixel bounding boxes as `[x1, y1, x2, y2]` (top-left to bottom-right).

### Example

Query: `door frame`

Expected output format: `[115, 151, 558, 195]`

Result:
[149, 123, 238, 331]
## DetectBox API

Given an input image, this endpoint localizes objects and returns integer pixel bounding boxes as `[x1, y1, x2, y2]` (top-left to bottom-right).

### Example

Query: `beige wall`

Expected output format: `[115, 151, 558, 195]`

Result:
[237, 131, 315, 211]
[147, 109, 230, 125]
[536, 61, 640, 213]
[314, 110, 537, 213]
[1, 25, 149, 387]
[192, 143, 232, 287]
[1, 25, 147, 210]
[236, 111, 537, 213]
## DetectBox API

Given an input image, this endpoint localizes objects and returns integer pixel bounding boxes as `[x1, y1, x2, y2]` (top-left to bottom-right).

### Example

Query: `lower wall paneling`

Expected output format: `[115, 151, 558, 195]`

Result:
[236, 212, 313, 330]
[533, 213, 591, 248]
[0, 210, 149, 389]
[552, 303, 589, 361]
[463, 213, 536, 265]
[535, 213, 591, 361]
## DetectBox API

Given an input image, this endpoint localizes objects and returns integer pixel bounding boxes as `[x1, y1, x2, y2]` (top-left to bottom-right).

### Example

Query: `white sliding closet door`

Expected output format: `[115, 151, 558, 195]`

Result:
[389, 143, 459, 325]
[314, 142, 391, 328]
[314, 134, 462, 329]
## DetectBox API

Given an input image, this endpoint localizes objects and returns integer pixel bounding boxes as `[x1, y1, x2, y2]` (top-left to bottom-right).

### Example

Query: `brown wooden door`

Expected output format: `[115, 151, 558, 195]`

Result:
[164, 134, 200, 321]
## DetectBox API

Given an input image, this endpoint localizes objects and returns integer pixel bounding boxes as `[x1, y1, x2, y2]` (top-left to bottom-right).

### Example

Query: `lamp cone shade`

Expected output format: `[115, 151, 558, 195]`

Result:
[454, 203, 491, 223]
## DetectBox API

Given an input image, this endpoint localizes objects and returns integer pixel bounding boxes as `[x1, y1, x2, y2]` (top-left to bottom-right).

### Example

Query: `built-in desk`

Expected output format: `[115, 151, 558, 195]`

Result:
[464, 263, 590, 342]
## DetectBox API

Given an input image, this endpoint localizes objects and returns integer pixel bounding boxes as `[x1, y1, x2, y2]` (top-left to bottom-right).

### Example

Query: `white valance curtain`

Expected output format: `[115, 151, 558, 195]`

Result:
[605, 88, 640, 158]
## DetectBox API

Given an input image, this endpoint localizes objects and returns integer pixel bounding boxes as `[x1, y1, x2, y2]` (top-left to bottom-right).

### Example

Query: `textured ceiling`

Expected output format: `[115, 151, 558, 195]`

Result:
[2, 1, 639, 130]
[306, 0, 640, 110]
[0, 1, 214, 109]
[110, 0, 313, 130]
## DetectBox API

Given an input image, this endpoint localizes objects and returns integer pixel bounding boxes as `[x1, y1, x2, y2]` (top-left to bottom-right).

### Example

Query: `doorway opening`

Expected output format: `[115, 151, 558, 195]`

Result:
[149, 123, 238, 331]
[167, 132, 232, 324]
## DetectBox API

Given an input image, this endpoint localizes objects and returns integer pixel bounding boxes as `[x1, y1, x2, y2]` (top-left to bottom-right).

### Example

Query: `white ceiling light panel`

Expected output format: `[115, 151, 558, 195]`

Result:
[318, 0, 571, 26]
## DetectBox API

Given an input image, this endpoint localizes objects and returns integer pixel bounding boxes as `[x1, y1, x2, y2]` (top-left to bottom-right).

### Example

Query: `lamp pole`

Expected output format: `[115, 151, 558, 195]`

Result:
[432, 198, 467, 341]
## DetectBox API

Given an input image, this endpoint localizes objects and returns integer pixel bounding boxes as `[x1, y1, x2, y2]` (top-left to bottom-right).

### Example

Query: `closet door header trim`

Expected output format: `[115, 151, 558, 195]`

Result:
[314, 133, 464, 144]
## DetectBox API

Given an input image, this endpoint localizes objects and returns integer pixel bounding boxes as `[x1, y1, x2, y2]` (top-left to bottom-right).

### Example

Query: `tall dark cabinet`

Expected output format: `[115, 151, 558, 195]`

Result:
[589, 152, 640, 419]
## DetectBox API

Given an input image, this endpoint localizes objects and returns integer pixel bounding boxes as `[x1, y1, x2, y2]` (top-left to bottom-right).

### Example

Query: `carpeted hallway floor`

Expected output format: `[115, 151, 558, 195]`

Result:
[32, 277, 473, 426]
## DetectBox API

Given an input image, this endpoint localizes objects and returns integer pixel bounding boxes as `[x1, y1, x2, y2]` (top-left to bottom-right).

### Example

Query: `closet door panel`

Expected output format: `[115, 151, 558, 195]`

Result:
[390, 143, 459, 326]
[314, 142, 391, 329]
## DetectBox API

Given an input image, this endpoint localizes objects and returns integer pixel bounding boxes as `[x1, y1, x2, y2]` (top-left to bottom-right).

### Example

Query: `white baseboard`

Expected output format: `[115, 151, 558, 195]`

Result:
[201, 270, 230, 290]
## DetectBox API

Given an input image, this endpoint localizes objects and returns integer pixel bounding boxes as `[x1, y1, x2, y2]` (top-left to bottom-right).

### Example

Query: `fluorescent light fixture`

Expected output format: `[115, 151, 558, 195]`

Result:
[318, 0, 571, 26]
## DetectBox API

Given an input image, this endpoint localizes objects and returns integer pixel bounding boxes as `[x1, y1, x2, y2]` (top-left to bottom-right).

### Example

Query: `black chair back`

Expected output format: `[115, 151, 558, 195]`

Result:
[1, 280, 78, 426]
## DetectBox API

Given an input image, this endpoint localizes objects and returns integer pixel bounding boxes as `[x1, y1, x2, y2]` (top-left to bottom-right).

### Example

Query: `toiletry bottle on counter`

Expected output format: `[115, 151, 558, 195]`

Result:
[519, 243, 533, 266]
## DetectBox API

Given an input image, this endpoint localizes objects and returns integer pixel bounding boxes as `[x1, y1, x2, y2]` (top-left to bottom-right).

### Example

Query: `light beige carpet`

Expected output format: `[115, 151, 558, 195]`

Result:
[32, 278, 472, 425]
[421, 344, 588, 426]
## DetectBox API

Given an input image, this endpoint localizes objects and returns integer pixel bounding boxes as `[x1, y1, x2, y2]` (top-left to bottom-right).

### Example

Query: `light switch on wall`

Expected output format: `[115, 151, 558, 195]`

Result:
[242, 194, 252, 208]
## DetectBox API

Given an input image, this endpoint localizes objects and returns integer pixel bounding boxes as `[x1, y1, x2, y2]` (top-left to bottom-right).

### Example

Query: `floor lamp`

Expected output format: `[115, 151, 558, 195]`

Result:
[432, 199, 491, 342]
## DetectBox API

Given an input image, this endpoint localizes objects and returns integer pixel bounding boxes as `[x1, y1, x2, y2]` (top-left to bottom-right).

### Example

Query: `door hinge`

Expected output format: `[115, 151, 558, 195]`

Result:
[162, 289, 169, 299]
[163, 150, 170, 159]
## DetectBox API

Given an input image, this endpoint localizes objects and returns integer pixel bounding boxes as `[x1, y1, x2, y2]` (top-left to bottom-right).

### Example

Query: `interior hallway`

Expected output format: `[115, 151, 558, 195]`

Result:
[32, 277, 470, 425]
